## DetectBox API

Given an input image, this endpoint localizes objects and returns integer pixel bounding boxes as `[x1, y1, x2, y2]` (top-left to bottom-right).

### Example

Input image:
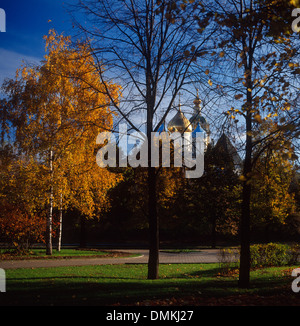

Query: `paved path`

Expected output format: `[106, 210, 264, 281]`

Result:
[0, 249, 221, 269]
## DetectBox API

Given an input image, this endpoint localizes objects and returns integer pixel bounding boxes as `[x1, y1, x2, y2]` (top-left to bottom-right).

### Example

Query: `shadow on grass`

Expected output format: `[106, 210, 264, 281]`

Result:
[1, 264, 295, 306]
[2, 280, 230, 306]
[175, 266, 221, 278]
[1, 271, 237, 306]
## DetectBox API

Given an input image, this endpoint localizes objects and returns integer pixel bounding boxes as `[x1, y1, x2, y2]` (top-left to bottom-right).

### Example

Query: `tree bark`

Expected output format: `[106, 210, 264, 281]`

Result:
[146, 92, 159, 279]
[147, 166, 159, 279]
[57, 192, 63, 251]
[238, 178, 251, 288]
[46, 149, 53, 255]
[80, 216, 87, 248]
[238, 74, 253, 288]
[211, 214, 217, 249]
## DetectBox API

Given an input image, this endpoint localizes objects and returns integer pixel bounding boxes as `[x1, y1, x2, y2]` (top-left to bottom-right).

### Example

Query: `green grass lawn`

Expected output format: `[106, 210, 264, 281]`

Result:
[28, 249, 111, 257]
[1, 263, 299, 306]
[0, 248, 132, 260]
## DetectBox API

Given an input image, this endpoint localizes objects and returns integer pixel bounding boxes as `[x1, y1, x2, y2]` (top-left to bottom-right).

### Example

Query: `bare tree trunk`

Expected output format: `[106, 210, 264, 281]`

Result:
[238, 165, 251, 288]
[238, 91, 252, 287]
[211, 213, 217, 249]
[147, 166, 159, 279]
[80, 216, 87, 248]
[238, 59, 253, 288]
[46, 149, 53, 255]
[57, 192, 63, 252]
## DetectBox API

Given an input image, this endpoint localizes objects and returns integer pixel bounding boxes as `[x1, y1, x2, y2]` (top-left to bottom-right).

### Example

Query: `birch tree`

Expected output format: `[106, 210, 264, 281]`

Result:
[2, 30, 121, 254]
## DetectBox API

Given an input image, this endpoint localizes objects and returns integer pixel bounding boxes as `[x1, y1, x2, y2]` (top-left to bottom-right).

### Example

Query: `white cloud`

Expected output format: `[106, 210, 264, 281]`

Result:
[0, 48, 41, 87]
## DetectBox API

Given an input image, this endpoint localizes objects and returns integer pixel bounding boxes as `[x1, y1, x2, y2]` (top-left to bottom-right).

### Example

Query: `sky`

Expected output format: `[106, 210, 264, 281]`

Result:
[0, 0, 76, 85]
[0, 0, 234, 144]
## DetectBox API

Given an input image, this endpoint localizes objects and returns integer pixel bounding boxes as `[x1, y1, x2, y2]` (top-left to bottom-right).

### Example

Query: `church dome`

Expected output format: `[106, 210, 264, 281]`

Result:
[190, 113, 209, 131]
[167, 108, 192, 133]
[193, 96, 201, 107]
[189, 92, 209, 133]
[192, 122, 203, 137]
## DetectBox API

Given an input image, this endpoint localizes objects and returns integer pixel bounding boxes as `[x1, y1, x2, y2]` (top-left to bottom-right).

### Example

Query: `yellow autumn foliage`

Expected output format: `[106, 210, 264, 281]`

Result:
[3, 29, 122, 218]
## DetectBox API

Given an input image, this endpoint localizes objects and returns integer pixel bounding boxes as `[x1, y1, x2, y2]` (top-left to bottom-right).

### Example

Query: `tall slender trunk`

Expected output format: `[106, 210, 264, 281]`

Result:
[146, 50, 159, 278]
[238, 54, 253, 287]
[147, 166, 159, 279]
[57, 192, 63, 252]
[80, 216, 87, 248]
[238, 114, 253, 288]
[46, 149, 53, 255]
[146, 114, 159, 279]
[211, 213, 217, 249]
[238, 170, 251, 288]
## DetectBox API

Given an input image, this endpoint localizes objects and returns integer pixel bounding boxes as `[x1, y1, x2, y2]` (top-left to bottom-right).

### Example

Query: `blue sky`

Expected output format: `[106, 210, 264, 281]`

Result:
[0, 0, 76, 84]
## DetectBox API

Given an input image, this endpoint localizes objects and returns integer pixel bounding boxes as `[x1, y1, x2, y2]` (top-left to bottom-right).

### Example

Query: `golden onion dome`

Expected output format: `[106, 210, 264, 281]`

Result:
[190, 91, 210, 133]
[167, 108, 192, 133]
[193, 89, 201, 107]
[193, 95, 201, 107]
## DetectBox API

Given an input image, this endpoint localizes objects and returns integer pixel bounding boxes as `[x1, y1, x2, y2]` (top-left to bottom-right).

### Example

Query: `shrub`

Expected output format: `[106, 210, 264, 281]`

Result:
[287, 243, 300, 265]
[250, 243, 300, 268]
[0, 203, 46, 253]
[218, 248, 239, 274]
[251, 243, 285, 267]
[218, 243, 300, 272]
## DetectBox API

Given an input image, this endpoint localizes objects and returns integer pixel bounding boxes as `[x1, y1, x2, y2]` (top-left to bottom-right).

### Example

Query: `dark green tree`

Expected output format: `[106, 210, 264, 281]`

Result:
[202, 0, 300, 288]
